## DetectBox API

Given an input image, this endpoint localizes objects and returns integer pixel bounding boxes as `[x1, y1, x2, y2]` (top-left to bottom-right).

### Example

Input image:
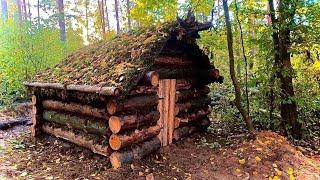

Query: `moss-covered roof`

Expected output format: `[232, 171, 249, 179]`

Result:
[30, 18, 211, 97]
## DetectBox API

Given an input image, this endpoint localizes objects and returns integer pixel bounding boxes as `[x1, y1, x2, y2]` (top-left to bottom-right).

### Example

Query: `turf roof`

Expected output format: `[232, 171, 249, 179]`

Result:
[30, 19, 211, 97]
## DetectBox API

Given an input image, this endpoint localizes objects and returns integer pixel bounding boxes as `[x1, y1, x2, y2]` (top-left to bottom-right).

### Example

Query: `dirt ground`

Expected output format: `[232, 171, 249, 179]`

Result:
[0, 112, 320, 179]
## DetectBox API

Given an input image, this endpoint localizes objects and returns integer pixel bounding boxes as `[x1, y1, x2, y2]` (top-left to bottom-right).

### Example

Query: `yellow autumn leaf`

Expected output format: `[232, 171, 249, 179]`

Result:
[274, 168, 282, 176]
[255, 156, 262, 162]
[239, 158, 246, 165]
[235, 168, 241, 173]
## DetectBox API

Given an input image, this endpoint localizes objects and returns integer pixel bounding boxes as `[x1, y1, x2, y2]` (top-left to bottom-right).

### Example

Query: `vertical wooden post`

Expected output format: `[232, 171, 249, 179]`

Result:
[157, 79, 176, 146]
[31, 94, 43, 137]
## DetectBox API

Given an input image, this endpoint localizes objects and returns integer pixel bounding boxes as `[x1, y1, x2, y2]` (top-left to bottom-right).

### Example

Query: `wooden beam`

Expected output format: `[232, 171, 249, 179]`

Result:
[24, 82, 121, 96]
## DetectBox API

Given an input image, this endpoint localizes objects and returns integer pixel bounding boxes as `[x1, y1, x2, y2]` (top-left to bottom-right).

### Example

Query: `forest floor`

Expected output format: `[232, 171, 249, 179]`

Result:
[0, 107, 320, 180]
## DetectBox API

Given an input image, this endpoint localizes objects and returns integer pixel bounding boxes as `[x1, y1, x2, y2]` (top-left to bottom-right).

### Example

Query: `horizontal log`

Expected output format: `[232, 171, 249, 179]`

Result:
[42, 100, 109, 119]
[177, 96, 211, 114]
[153, 68, 195, 79]
[139, 71, 159, 87]
[176, 86, 210, 102]
[0, 119, 30, 130]
[175, 110, 210, 127]
[109, 111, 160, 134]
[29, 87, 111, 107]
[107, 95, 158, 115]
[109, 125, 161, 150]
[43, 110, 108, 135]
[24, 82, 121, 96]
[129, 86, 158, 96]
[155, 56, 193, 67]
[173, 126, 197, 141]
[110, 137, 161, 168]
[42, 122, 112, 156]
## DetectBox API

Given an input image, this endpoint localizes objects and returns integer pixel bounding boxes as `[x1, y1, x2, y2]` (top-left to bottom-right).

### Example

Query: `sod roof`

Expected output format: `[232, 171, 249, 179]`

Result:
[29, 18, 211, 97]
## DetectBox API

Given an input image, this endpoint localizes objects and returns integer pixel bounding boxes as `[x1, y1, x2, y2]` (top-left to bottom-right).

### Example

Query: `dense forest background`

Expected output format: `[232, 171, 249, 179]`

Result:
[0, 0, 319, 140]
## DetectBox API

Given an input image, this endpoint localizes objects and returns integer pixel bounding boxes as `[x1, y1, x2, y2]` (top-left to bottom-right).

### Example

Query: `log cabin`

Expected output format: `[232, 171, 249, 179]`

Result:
[24, 15, 223, 168]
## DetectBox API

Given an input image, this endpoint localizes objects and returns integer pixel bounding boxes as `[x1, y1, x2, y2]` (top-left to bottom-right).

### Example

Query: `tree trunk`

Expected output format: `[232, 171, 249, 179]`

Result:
[56, 0, 66, 42]
[278, 0, 301, 139]
[22, 0, 27, 20]
[16, 0, 22, 21]
[98, 0, 106, 39]
[1, 0, 8, 21]
[104, 0, 110, 31]
[37, 0, 40, 27]
[85, 0, 89, 40]
[126, 0, 131, 30]
[222, 0, 254, 135]
[114, 0, 120, 34]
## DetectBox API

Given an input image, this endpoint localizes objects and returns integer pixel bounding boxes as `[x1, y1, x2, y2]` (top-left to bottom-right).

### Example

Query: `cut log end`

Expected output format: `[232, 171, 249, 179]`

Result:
[109, 116, 122, 134]
[110, 153, 122, 169]
[107, 100, 117, 115]
[145, 71, 159, 87]
[109, 134, 122, 150]
[111, 87, 121, 96]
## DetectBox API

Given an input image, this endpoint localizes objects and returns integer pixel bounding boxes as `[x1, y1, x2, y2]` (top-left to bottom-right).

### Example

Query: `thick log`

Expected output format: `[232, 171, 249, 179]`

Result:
[153, 68, 195, 79]
[139, 71, 159, 87]
[107, 95, 158, 115]
[177, 96, 211, 114]
[42, 122, 112, 156]
[109, 111, 160, 134]
[175, 110, 210, 127]
[0, 119, 30, 130]
[173, 126, 197, 141]
[43, 110, 107, 135]
[129, 86, 158, 95]
[31, 95, 43, 137]
[42, 100, 109, 119]
[155, 56, 193, 67]
[29, 87, 110, 107]
[109, 125, 161, 150]
[110, 137, 161, 168]
[24, 82, 121, 96]
[176, 86, 210, 102]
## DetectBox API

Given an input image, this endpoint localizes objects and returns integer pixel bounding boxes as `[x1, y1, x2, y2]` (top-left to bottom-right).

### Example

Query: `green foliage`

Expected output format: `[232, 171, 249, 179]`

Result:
[0, 19, 83, 107]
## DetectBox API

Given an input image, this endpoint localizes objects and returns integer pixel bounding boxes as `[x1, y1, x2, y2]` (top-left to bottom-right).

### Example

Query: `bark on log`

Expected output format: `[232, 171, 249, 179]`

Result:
[31, 95, 43, 137]
[29, 87, 110, 107]
[176, 86, 210, 102]
[43, 110, 108, 135]
[42, 100, 109, 119]
[155, 56, 193, 67]
[175, 110, 210, 127]
[109, 111, 160, 134]
[107, 95, 158, 115]
[0, 119, 30, 130]
[42, 122, 112, 156]
[129, 86, 158, 96]
[139, 71, 159, 87]
[109, 125, 161, 150]
[153, 68, 195, 79]
[110, 137, 161, 168]
[24, 82, 121, 96]
[177, 96, 211, 114]
[173, 126, 197, 141]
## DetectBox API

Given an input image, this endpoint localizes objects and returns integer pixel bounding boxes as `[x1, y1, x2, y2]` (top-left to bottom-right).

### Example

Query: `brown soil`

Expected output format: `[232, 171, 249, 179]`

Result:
[0, 119, 319, 180]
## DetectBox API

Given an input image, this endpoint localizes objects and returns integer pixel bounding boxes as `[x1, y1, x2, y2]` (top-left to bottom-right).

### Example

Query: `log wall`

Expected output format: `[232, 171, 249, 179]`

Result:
[28, 54, 218, 169]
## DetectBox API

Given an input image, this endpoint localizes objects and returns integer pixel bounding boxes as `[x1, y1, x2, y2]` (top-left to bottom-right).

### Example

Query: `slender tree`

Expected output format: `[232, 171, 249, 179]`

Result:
[37, 0, 40, 27]
[16, 0, 22, 21]
[1, 0, 8, 21]
[114, 0, 120, 34]
[126, 0, 131, 30]
[234, 0, 250, 116]
[98, 0, 106, 39]
[223, 0, 254, 135]
[22, 0, 27, 20]
[85, 0, 89, 41]
[56, 0, 66, 42]
[105, 0, 110, 31]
